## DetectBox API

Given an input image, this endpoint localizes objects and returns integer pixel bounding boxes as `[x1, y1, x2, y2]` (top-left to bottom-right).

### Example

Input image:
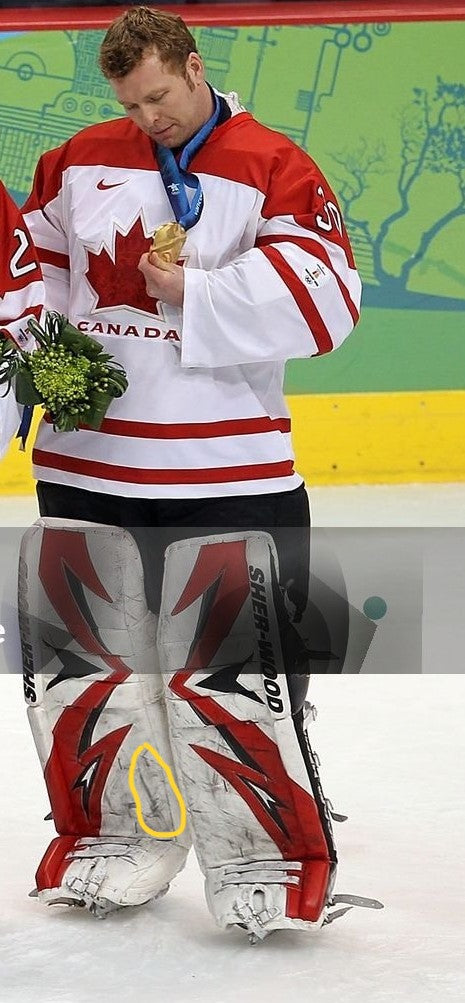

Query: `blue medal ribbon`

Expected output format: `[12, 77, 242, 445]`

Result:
[16, 404, 33, 451]
[156, 91, 221, 230]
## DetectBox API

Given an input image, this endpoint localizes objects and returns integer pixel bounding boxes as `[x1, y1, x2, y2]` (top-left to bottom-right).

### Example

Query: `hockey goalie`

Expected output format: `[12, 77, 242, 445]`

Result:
[18, 518, 381, 939]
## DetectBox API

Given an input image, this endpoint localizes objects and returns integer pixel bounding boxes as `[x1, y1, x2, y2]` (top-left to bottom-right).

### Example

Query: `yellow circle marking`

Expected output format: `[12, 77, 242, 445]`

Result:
[128, 742, 186, 839]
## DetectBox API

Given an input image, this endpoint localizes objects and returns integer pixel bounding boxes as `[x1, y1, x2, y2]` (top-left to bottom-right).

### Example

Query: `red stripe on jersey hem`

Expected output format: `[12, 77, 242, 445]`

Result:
[32, 449, 295, 485]
[43, 414, 291, 438]
[38, 247, 70, 271]
[260, 245, 333, 354]
[257, 234, 359, 326]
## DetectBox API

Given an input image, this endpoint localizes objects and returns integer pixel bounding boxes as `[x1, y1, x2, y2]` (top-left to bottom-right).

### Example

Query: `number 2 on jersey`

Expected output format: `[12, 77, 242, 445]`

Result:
[10, 228, 38, 279]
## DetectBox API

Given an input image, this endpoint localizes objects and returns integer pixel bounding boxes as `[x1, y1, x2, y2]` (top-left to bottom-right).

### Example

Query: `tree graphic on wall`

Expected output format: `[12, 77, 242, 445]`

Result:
[330, 138, 388, 288]
[331, 78, 465, 305]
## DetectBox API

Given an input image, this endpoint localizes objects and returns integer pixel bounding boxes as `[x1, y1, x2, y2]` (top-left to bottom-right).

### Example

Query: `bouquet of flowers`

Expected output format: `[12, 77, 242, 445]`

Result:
[0, 312, 128, 434]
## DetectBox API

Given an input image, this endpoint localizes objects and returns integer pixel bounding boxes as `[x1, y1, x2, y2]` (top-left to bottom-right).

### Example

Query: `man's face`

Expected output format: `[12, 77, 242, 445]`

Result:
[110, 48, 209, 147]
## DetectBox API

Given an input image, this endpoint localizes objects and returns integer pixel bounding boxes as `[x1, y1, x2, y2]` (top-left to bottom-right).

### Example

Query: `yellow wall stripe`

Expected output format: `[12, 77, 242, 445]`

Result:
[1, 409, 40, 494]
[1, 390, 465, 495]
[289, 390, 465, 484]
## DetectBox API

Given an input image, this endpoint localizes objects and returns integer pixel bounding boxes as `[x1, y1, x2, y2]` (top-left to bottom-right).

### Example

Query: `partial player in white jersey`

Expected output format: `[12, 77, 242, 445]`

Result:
[0, 180, 43, 456]
[16, 8, 381, 938]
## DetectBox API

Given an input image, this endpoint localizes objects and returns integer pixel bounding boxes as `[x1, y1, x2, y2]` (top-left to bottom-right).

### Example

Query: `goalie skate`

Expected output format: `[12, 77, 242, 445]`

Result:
[33, 834, 186, 917]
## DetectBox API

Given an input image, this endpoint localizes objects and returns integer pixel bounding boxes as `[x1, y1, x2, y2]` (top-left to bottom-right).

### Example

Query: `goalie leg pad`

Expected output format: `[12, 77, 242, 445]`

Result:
[157, 531, 337, 938]
[19, 518, 190, 913]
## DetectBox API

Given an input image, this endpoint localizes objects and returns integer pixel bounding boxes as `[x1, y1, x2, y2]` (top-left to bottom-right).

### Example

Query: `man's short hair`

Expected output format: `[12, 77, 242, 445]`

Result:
[99, 5, 198, 80]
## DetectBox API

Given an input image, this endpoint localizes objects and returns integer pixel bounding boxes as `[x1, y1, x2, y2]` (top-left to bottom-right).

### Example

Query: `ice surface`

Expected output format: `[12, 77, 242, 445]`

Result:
[1, 674, 463, 1003]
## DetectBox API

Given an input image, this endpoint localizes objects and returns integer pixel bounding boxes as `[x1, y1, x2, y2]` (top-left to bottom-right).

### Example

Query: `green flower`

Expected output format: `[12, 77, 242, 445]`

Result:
[0, 312, 128, 439]
[28, 350, 92, 407]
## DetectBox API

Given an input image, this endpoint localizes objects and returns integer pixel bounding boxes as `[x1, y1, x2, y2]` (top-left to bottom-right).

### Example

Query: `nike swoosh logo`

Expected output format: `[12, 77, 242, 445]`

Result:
[97, 179, 128, 190]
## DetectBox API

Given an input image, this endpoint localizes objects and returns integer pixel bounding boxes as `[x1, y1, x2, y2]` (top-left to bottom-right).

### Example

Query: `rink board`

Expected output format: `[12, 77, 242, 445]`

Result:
[1, 523, 464, 674]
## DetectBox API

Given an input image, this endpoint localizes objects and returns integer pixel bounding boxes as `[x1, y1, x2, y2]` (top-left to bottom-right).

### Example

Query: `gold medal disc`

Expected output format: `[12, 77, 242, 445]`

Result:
[149, 222, 187, 268]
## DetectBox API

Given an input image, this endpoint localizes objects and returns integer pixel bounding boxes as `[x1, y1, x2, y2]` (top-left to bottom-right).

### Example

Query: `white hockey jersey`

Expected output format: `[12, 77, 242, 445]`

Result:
[23, 101, 361, 499]
[0, 181, 43, 458]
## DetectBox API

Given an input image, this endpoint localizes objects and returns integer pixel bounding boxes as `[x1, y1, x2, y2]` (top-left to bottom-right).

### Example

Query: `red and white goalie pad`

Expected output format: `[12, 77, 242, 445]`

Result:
[19, 519, 189, 914]
[158, 532, 337, 939]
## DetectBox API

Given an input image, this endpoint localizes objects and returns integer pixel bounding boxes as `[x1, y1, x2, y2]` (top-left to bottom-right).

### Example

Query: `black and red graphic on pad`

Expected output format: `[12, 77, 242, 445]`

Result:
[168, 540, 331, 920]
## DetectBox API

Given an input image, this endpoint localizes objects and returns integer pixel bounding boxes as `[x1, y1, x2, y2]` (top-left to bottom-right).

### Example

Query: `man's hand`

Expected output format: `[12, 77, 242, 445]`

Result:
[138, 252, 185, 308]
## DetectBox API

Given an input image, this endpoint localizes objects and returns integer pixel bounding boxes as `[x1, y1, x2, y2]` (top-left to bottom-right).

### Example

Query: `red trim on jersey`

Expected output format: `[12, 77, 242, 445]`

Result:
[32, 449, 295, 484]
[37, 247, 70, 271]
[43, 414, 291, 438]
[257, 234, 359, 326]
[260, 245, 333, 354]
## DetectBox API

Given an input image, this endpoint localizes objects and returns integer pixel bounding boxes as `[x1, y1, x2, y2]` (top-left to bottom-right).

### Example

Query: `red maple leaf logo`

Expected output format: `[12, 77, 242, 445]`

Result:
[85, 216, 165, 319]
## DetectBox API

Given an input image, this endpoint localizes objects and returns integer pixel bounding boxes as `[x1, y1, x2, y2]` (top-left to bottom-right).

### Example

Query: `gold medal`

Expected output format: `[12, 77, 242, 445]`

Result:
[149, 222, 187, 269]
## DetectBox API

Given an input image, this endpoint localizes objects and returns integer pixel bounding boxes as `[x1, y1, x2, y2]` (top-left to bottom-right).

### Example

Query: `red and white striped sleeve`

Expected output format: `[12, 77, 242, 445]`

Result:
[22, 145, 71, 316]
[0, 180, 44, 456]
[0, 180, 43, 347]
[181, 143, 361, 369]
